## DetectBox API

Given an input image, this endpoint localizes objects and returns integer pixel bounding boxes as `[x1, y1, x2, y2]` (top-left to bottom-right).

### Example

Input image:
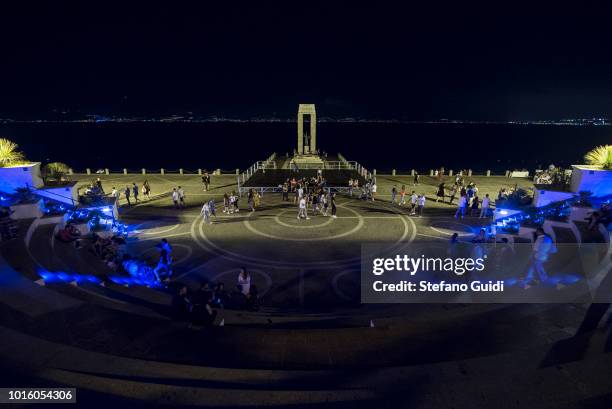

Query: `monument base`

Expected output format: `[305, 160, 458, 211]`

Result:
[291, 154, 324, 167]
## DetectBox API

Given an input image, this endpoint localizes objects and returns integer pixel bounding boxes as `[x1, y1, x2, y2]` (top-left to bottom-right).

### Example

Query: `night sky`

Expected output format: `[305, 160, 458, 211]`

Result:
[2, 2, 612, 120]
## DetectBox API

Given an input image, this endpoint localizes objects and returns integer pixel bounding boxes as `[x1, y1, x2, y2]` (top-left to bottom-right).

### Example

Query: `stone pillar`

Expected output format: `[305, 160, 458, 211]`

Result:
[411, 169, 415, 176]
[505, 170, 510, 177]
[449, 169, 454, 176]
[198, 168, 202, 175]
[373, 169, 377, 176]
[142, 168, 146, 175]
[123, 168, 127, 175]
[105, 168, 109, 175]
[392, 169, 396, 176]
[297, 104, 316, 154]
[236, 168, 239, 175]
[468, 169, 472, 177]
[161, 168, 165, 175]
[179, 168, 183, 175]
[486, 170, 491, 177]
[86, 168, 91, 175]
[430, 169, 434, 176]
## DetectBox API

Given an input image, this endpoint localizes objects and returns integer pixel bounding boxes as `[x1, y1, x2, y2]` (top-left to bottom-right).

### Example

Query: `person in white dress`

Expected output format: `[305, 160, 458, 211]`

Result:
[238, 268, 251, 295]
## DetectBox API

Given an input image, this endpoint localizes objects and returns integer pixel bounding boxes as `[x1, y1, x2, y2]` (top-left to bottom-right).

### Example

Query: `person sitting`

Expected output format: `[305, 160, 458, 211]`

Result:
[56, 223, 81, 243]
[212, 282, 229, 308]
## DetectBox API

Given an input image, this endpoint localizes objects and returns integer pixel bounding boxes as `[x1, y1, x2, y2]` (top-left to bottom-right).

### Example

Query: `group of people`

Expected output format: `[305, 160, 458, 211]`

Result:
[109, 180, 152, 206]
[170, 186, 186, 208]
[390, 186, 428, 216]
[171, 267, 260, 327]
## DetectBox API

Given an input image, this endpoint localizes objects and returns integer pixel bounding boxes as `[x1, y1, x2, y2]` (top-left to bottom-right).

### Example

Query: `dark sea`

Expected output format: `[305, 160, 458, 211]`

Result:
[1, 122, 610, 174]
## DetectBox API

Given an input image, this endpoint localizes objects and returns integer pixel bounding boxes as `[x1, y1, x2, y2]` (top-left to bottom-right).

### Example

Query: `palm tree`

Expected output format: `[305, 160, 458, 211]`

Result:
[42, 162, 71, 183]
[0, 138, 26, 167]
[584, 145, 612, 169]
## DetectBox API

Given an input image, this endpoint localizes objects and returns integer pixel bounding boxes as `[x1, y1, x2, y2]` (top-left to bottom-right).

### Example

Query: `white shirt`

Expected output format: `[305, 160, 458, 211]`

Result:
[172, 191, 179, 201]
[299, 198, 306, 209]
[371, 184, 377, 193]
[410, 194, 418, 204]
[458, 196, 467, 207]
[482, 197, 490, 208]
[178, 188, 185, 198]
[298, 188, 304, 198]
[418, 196, 426, 206]
[201, 203, 210, 214]
[238, 273, 251, 295]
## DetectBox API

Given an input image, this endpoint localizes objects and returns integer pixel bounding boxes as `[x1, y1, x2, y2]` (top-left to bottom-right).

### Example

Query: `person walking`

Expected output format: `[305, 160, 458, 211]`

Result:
[171, 188, 179, 208]
[124, 186, 131, 206]
[436, 182, 445, 203]
[455, 193, 467, 219]
[413, 172, 420, 186]
[470, 194, 480, 216]
[331, 193, 337, 219]
[131, 183, 139, 203]
[208, 198, 216, 218]
[449, 185, 457, 205]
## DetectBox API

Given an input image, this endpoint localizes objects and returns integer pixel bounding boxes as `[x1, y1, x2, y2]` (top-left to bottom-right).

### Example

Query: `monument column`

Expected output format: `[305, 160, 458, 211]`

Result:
[297, 112, 304, 154]
[297, 104, 316, 155]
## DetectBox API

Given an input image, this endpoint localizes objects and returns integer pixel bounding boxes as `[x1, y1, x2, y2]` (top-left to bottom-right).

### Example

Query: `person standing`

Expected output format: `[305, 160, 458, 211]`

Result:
[282, 182, 289, 201]
[177, 186, 185, 208]
[417, 194, 426, 217]
[248, 189, 255, 212]
[371, 182, 377, 201]
[171, 188, 179, 208]
[200, 201, 212, 224]
[470, 194, 480, 216]
[96, 177, 105, 194]
[111, 186, 120, 201]
[455, 193, 467, 219]
[142, 180, 151, 200]
[331, 193, 337, 219]
[202, 172, 210, 191]
[524, 227, 557, 285]
[297, 195, 309, 220]
[124, 186, 131, 206]
[410, 191, 418, 215]
[413, 172, 420, 186]
[208, 198, 216, 218]
[132, 183, 139, 204]
[238, 268, 251, 295]
[399, 185, 406, 206]
[391, 186, 397, 204]
[480, 194, 490, 218]
[322, 192, 329, 216]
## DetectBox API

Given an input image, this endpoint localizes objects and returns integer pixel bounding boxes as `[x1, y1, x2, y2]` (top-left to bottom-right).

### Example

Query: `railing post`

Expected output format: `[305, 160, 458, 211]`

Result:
[142, 168, 146, 175]
[392, 169, 396, 176]
[449, 169, 454, 176]
[198, 168, 202, 175]
[429, 169, 434, 176]
[468, 169, 473, 177]
[161, 168, 165, 175]
[86, 168, 91, 175]
[486, 170, 491, 177]
[179, 168, 183, 175]
[236, 168, 239, 175]
[123, 168, 127, 175]
[411, 169, 415, 176]
[105, 168, 109, 175]
[373, 169, 377, 176]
